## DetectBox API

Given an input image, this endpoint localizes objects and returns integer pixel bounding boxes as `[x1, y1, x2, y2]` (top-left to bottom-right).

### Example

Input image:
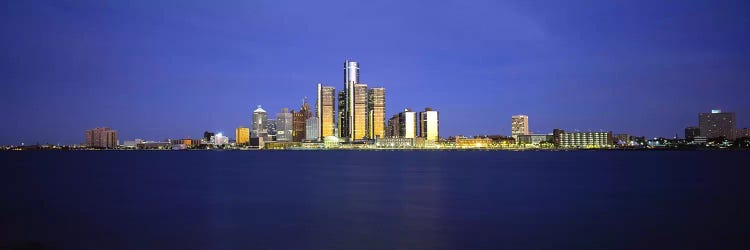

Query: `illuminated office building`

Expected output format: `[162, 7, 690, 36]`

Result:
[251, 105, 268, 138]
[292, 98, 312, 142]
[558, 131, 613, 148]
[338, 60, 368, 140]
[276, 108, 293, 142]
[419, 107, 439, 142]
[398, 109, 417, 139]
[305, 117, 319, 141]
[316, 83, 336, 139]
[235, 127, 250, 145]
[367, 87, 386, 139]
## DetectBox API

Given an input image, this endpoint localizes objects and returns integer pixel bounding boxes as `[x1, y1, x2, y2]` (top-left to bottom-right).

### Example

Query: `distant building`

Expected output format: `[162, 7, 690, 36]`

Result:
[266, 118, 277, 139]
[386, 114, 399, 138]
[517, 134, 553, 145]
[367, 87, 386, 139]
[684, 127, 700, 141]
[511, 115, 529, 137]
[85, 127, 118, 148]
[375, 137, 414, 148]
[455, 137, 493, 148]
[735, 128, 750, 139]
[276, 108, 293, 142]
[292, 98, 313, 142]
[557, 131, 613, 148]
[235, 127, 250, 145]
[398, 109, 417, 139]
[419, 108, 439, 142]
[251, 105, 268, 138]
[317, 84, 336, 139]
[699, 109, 735, 139]
[212, 133, 229, 146]
[305, 117, 320, 141]
[613, 134, 631, 144]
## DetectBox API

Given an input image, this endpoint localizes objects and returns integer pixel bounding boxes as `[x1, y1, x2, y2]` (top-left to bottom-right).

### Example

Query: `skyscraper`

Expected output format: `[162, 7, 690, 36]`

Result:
[387, 114, 399, 138]
[419, 108, 439, 142]
[338, 60, 370, 141]
[399, 109, 417, 139]
[276, 108, 293, 142]
[85, 127, 118, 148]
[699, 109, 735, 139]
[292, 98, 312, 142]
[235, 127, 250, 145]
[316, 83, 336, 139]
[251, 105, 268, 138]
[511, 115, 529, 137]
[367, 87, 386, 139]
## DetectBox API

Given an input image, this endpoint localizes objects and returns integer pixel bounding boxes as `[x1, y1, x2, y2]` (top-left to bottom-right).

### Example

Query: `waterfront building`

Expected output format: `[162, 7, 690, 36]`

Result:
[511, 115, 529, 137]
[251, 105, 268, 138]
[684, 127, 701, 141]
[292, 98, 313, 142]
[276, 108, 293, 142]
[367, 87, 386, 139]
[375, 137, 414, 148]
[558, 131, 613, 148]
[517, 134, 553, 145]
[316, 83, 336, 139]
[613, 134, 631, 144]
[235, 127, 250, 145]
[398, 109, 417, 138]
[455, 137, 493, 148]
[323, 136, 341, 148]
[85, 127, 118, 148]
[211, 133, 229, 146]
[305, 117, 320, 141]
[699, 109, 735, 139]
[419, 108, 439, 142]
[386, 114, 399, 138]
[266, 119, 277, 139]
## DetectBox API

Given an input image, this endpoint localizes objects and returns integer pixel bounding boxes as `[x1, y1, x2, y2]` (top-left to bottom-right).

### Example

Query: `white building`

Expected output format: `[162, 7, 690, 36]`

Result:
[419, 108, 439, 142]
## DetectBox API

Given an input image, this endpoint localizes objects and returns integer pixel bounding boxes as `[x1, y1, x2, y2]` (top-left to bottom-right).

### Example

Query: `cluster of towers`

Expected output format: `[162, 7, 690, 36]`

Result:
[249, 60, 438, 144]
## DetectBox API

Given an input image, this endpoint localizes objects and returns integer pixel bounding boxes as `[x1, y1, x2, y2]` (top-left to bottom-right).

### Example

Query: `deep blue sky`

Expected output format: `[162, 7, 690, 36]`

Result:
[2, 0, 749, 144]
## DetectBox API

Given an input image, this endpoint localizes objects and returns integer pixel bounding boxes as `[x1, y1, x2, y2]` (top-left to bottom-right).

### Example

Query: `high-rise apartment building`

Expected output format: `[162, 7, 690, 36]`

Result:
[316, 83, 336, 139]
[398, 109, 418, 139]
[251, 105, 268, 138]
[292, 98, 313, 142]
[85, 127, 118, 148]
[419, 108, 439, 142]
[235, 127, 250, 145]
[699, 109, 735, 139]
[276, 108, 293, 142]
[511, 115, 529, 137]
[367, 88, 386, 139]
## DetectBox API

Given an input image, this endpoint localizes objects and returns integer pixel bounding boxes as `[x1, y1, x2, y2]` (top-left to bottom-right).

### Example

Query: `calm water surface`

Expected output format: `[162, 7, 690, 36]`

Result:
[1, 151, 749, 249]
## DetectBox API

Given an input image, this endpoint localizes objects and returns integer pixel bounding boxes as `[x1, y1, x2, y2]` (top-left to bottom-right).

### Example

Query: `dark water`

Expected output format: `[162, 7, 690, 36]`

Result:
[1, 151, 749, 249]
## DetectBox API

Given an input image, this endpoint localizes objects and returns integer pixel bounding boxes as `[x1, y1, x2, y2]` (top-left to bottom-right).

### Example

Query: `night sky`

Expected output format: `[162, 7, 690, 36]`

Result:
[2, 0, 749, 145]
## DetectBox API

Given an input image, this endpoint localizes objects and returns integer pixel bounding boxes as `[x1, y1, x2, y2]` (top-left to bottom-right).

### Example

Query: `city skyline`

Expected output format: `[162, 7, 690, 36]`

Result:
[2, 0, 750, 145]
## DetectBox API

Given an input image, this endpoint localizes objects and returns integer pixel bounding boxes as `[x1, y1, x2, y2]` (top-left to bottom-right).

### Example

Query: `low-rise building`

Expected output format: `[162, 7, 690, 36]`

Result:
[557, 131, 613, 148]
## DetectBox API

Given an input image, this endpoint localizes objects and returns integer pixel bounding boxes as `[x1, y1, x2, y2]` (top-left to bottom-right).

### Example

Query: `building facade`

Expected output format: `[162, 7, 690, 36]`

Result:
[511, 115, 529, 137]
[292, 98, 313, 142]
[85, 127, 118, 148]
[398, 109, 417, 139]
[699, 109, 735, 139]
[386, 114, 399, 138]
[251, 105, 268, 138]
[316, 83, 336, 139]
[685, 127, 701, 141]
[305, 117, 320, 141]
[419, 108, 439, 142]
[517, 134, 553, 145]
[367, 87, 386, 139]
[235, 127, 250, 145]
[276, 108, 293, 142]
[558, 131, 613, 148]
